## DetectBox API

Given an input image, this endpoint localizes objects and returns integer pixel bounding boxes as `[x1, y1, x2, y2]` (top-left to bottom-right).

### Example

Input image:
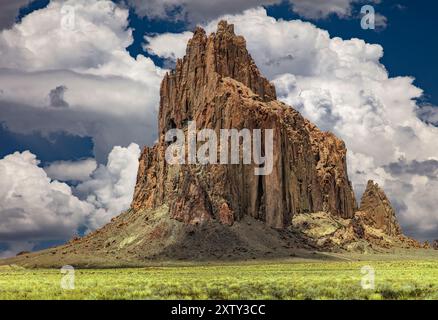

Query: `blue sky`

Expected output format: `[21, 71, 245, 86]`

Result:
[0, 0, 438, 256]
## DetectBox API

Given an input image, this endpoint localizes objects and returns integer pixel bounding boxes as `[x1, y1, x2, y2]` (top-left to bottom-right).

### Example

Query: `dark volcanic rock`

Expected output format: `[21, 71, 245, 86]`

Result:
[132, 21, 357, 229]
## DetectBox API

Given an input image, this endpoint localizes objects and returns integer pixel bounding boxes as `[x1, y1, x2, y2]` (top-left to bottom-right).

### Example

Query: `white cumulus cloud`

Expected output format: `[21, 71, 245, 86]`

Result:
[76, 143, 141, 230]
[44, 158, 97, 182]
[0, 151, 94, 243]
[0, 143, 140, 257]
[0, 0, 164, 162]
[144, 31, 193, 61]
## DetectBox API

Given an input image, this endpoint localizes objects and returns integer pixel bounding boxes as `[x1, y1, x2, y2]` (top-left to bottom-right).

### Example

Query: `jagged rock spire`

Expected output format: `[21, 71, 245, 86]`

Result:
[359, 180, 402, 236]
[159, 21, 276, 136]
[209, 21, 276, 101]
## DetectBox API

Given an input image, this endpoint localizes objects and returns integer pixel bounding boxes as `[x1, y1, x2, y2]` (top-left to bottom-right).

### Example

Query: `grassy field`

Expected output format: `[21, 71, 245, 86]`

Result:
[1, 260, 438, 300]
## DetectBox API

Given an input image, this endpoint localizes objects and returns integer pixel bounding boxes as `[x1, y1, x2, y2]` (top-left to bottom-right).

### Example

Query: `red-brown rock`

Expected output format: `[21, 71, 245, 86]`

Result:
[132, 21, 357, 228]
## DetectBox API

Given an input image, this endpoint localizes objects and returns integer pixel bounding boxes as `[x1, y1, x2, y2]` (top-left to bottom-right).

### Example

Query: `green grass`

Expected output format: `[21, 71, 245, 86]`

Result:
[1, 260, 438, 300]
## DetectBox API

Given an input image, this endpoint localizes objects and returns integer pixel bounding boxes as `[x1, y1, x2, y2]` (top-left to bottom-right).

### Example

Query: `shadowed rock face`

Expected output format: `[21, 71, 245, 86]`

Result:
[132, 21, 357, 229]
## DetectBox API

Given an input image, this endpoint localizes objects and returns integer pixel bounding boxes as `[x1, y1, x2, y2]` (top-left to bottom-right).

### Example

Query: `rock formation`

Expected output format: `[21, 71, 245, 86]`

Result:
[132, 21, 357, 230]
[2, 21, 418, 268]
[356, 180, 402, 236]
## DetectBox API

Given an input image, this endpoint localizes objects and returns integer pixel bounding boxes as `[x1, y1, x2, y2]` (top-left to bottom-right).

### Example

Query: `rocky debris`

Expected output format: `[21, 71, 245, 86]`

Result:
[290, 179, 420, 251]
[132, 20, 357, 230]
[292, 210, 420, 252]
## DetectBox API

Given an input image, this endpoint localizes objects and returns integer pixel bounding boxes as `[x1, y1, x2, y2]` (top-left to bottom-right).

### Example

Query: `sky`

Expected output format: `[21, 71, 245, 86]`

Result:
[0, 0, 438, 257]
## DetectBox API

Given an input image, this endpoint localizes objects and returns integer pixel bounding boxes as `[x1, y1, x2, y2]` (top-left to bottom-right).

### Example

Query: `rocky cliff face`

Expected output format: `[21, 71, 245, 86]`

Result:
[132, 21, 357, 229]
